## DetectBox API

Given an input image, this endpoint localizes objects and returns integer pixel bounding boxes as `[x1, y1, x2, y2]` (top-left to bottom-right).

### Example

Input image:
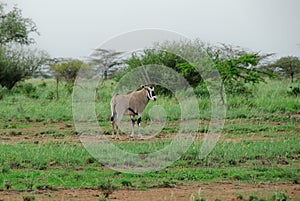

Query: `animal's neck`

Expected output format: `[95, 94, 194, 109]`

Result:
[139, 89, 150, 102]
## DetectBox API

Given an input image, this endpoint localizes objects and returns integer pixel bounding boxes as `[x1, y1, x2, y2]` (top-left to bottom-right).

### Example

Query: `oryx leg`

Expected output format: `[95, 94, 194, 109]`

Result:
[130, 115, 136, 138]
[111, 115, 115, 139]
[137, 114, 142, 138]
[116, 124, 120, 139]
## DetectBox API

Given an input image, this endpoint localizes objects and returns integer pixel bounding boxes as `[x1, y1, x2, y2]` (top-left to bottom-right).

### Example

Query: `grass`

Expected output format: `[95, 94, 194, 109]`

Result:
[0, 78, 299, 199]
[0, 79, 299, 123]
[0, 138, 299, 190]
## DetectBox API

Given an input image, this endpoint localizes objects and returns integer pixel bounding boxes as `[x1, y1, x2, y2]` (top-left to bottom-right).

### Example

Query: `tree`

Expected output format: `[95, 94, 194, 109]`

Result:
[270, 56, 300, 82]
[206, 44, 274, 104]
[124, 48, 203, 95]
[0, 3, 48, 90]
[123, 40, 273, 102]
[88, 48, 123, 80]
[50, 59, 90, 100]
[0, 46, 49, 89]
[51, 59, 89, 83]
[0, 3, 38, 45]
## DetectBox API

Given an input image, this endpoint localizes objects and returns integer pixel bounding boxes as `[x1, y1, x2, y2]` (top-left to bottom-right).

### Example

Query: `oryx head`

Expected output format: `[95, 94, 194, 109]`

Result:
[142, 85, 157, 101]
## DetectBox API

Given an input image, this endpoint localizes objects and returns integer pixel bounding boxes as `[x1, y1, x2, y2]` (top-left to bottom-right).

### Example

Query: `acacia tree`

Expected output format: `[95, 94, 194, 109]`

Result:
[123, 40, 273, 103]
[206, 44, 274, 104]
[88, 49, 123, 80]
[271, 56, 300, 82]
[50, 59, 90, 100]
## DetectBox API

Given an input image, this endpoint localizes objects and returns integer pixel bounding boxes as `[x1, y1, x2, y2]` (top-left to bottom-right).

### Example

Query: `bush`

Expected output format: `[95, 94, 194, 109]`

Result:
[0, 86, 8, 100]
[21, 83, 39, 98]
[194, 83, 210, 97]
[271, 191, 290, 201]
[225, 81, 253, 96]
[97, 179, 117, 198]
[22, 195, 36, 201]
[0, 46, 49, 90]
[288, 85, 300, 97]
[64, 83, 74, 94]
[46, 91, 55, 100]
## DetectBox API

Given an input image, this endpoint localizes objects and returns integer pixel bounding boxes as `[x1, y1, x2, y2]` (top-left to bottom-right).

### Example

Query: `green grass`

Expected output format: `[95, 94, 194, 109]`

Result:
[0, 79, 299, 122]
[0, 138, 299, 190]
[0, 78, 299, 198]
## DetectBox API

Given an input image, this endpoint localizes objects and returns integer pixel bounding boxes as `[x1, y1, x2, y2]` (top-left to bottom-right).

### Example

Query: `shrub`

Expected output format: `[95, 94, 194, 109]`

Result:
[21, 83, 39, 98]
[46, 91, 55, 100]
[271, 192, 290, 201]
[0, 86, 8, 100]
[97, 179, 117, 198]
[22, 195, 36, 201]
[288, 85, 300, 97]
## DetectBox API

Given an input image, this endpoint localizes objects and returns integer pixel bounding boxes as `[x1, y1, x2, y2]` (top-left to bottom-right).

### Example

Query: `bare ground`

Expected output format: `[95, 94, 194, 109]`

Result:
[0, 182, 299, 201]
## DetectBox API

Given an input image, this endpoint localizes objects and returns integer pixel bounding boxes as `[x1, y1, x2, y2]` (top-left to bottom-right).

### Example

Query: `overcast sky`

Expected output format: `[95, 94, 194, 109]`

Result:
[7, 0, 300, 59]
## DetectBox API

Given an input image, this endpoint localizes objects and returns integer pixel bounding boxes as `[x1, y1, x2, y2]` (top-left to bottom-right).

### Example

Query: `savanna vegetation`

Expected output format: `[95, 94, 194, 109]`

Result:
[0, 3, 300, 201]
[0, 78, 299, 200]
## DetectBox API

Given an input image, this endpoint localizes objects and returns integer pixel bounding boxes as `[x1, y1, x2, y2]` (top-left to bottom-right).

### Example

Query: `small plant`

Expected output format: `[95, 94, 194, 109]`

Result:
[271, 191, 290, 201]
[0, 86, 8, 100]
[1, 165, 10, 174]
[191, 189, 207, 201]
[46, 90, 55, 100]
[99, 197, 111, 201]
[4, 180, 12, 190]
[195, 198, 207, 201]
[247, 195, 266, 201]
[22, 83, 37, 97]
[97, 179, 117, 198]
[64, 83, 74, 94]
[288, 85, 300, 97]
[121, 180, 132, 187]
[22, 194, 36, 201]
[38, 81, 47, 88]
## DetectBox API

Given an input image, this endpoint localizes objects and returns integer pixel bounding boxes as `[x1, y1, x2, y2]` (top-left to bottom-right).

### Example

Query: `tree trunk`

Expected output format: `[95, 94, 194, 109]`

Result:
[291, 72, 294, 83]
[56, 77, 59, 100]
[220, 79, 226, 105]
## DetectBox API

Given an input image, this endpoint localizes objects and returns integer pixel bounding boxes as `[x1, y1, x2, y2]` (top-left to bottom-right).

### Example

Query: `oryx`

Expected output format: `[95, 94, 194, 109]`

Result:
[110, 85, 157, 139]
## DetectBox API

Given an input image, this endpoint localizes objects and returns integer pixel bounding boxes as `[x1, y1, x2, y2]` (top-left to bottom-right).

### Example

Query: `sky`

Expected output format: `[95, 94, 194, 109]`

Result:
[6, 0, 300, 59]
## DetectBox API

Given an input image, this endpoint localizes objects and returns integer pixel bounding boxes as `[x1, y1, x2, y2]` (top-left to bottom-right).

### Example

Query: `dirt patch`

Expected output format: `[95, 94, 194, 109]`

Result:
[1, 182, 299, 201]
[0, 120, 296, 145]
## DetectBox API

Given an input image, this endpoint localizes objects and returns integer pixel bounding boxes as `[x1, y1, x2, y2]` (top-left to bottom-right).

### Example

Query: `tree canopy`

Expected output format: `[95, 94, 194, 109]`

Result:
[0, 3, 38, 45]
[269, 56, 300, 82]
[50, 59, 90, 83]
[0, 3, 48, 90]
[123, 40, 273, 103]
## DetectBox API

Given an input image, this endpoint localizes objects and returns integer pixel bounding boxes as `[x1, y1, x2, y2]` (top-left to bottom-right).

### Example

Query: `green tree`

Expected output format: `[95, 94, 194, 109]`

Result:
[270, 56, 300, 82]
[206, 44, 274, 104]
[51, 59, 89, 83]
[50, 59, 90, 99]
[89, 48, 123, 80]
[0, 3, 38, 45]
[124, 48, 203, 95]
[0, 3, 48, 90]
[0, 46, 49, 89]
[123, 40, 273, 102]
